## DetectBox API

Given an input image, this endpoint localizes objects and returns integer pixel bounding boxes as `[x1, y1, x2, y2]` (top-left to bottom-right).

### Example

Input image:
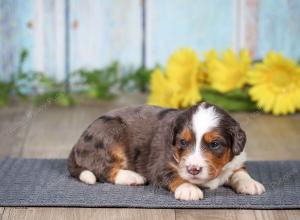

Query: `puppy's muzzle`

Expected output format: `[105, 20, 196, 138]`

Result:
[186, 165, 202, 175]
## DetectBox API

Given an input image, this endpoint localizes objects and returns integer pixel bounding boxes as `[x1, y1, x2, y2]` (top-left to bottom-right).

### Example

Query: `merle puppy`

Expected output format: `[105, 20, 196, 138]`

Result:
[68, 102, 265, 200]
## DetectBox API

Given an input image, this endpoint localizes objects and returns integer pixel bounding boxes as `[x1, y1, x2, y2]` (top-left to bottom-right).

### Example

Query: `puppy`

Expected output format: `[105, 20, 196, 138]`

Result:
[68, 102, 265, 200]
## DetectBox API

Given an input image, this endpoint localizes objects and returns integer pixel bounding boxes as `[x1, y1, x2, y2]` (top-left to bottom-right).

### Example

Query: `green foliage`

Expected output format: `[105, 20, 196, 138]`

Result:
[0, 81, 13, 106]
[0, 49, 30, 106]
[75, 62, 119, 100]
[0, 49, 153, 108]
[33, 91, 74, 107]
[120, 66, 152, 93]
[0, 48, 263, 112]
[32, 73, 74, 106]
[202, 88, 258, 112]
[0, 49, 74, 107]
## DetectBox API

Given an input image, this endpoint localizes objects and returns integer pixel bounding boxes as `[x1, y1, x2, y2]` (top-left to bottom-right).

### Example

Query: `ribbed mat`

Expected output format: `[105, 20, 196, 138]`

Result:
[0, 158, 299, 209]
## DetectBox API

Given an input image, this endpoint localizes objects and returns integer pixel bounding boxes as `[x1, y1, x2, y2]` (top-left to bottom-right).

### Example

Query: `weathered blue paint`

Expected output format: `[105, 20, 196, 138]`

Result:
[145, 0, 236, 66]
[1, 0, 300, 82]
[256, 0, 300, 59]
[0, 0, 33, 81]
[69, 0, 142, 71]
[65, 0, 70, 91]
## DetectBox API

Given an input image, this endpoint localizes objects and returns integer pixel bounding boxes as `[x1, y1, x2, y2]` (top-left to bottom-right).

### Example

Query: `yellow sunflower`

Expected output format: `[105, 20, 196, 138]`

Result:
[147, 68, 177, 108]
[206, 49, 251, 93]
[248, 51, 300, 115]
[148, 48, 204, 108]
[201, 49, 218, 84]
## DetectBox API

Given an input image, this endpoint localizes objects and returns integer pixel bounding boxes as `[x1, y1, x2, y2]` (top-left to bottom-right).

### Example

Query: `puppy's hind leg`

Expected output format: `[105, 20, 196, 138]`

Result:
[113, 169, 146, 186]
[79, 170, 97, 185]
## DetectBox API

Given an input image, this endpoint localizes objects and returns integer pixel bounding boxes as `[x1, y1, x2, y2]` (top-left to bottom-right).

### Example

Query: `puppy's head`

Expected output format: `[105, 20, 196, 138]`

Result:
[171, 102, 246, 184]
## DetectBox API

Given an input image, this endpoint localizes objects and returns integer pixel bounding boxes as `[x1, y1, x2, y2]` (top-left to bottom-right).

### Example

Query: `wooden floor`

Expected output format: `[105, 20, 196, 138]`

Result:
[0, 94, 299, 220]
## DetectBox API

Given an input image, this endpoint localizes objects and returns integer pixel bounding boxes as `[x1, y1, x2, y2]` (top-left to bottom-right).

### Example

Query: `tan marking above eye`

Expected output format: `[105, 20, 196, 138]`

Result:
[181, 128, 193, 142]
[203, 131, 221, 143]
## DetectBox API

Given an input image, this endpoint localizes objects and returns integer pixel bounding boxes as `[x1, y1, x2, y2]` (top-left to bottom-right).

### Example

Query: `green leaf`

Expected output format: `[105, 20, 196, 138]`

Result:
[120, 66, 152, 92]
[74, 62, 120, 100]
[201, 88, 258, 112]
[56, 93, 75, 107]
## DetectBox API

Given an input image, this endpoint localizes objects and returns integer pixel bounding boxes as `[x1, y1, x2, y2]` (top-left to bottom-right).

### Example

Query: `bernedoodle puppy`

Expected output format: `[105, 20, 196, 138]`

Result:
[68, 102, 265, 200]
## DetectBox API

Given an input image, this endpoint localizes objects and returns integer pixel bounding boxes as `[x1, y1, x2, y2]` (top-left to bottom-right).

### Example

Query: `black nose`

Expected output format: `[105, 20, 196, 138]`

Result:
[186, 165, 202, 175]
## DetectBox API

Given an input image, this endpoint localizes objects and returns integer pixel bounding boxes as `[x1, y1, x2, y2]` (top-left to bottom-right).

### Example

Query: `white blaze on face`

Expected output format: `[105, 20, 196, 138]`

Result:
[182, 104, 220, 182]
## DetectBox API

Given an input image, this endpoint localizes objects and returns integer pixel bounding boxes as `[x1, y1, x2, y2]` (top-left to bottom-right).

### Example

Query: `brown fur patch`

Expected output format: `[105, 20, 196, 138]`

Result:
[169, 176, 187, 192]
[204, 147, 233, 178]
[107, 144, 127, 182]
[181, 128, 193, 142]
[203, 131, 221, 143]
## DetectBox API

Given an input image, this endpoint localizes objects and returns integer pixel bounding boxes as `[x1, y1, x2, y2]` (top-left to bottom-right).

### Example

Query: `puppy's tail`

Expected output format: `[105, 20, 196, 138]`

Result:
[68, 149, 96, 185]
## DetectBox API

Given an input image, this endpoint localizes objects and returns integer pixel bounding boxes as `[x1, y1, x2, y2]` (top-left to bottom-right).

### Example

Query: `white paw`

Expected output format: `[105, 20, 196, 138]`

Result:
[235, 178, 265, 195]
[79, 170, 96, 185]
[204, 178, 221, 190]
[114, 169, 146, 185]
[174, 183, 204, 201]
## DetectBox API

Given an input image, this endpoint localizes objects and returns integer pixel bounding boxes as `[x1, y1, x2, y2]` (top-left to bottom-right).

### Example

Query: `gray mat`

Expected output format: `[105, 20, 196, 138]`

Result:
[0, 158, 299, 209]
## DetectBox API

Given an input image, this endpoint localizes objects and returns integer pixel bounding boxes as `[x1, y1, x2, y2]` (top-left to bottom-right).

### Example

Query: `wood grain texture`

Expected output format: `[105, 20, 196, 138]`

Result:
[255, 0, 300, 59]
[243, 0, 259, 57]
[234, 113, 300, 160]
[0, 104, 31, 159]
[31, 0, 66, 80]
[21, 93, 147, 158]
[176, 209, 300, 220]
[146, 0, 235, 66]
[0, 208, 4, 220]
[69, 0, 142, 71]
[0, 0, 33, 81]
[2, 208, 175, 220]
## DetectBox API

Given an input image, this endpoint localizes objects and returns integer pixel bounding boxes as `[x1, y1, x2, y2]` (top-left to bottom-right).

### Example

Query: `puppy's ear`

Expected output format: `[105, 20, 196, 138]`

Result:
[230, 125, 246, 155]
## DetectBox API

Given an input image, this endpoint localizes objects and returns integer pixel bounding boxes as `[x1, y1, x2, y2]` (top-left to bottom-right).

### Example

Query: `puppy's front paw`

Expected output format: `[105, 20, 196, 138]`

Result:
[114, 169, 146, 185]
[175, 183, 204, 201]
[235, 178, 265, 195]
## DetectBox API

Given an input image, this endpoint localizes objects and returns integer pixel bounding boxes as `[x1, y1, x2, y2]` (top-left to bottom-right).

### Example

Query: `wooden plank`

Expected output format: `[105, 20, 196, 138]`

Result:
[2, 208, 175, 220]
[176, 209, 300, 220]
[0, 105, 31, 159]
[0, 208, 4, 220]
[146, 0, 235, 67]
[243, 0, 259, 57]
[0, 0, 33, 81]
[255, 0, 300, 59]
[233, 113, 300, 160]
[285, 210, 300, 220]
[176, 209, 249, 220]
[21, 93, 147, 158]
[254, 210, 285, 220]
[0, 0, 66, 81]
[21, 105, 100, 158]
[69, 0, 142, 71]
[31, 0, 66, 80]
[2, 208, 300, 220]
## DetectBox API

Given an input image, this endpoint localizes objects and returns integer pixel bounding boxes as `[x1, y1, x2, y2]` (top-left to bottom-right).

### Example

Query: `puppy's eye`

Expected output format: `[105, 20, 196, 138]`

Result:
[179, 139, 187, 148]
[209, 141, 220, 149]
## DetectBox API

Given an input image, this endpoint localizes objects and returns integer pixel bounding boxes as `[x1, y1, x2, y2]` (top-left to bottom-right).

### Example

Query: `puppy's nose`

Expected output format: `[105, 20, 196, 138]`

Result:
[186, 165, 202, 175]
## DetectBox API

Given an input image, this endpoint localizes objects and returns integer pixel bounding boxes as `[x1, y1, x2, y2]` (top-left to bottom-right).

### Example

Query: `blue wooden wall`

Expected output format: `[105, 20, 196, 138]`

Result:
[0, 0, 300, 81]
